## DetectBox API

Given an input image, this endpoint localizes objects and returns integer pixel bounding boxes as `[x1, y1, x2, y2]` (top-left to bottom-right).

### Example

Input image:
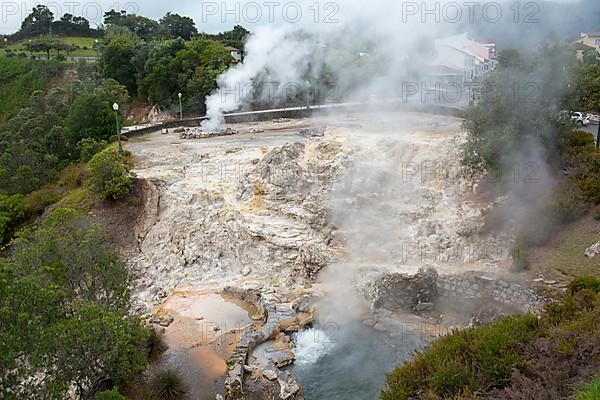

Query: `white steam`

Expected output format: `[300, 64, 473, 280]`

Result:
[202, 0, 455, 130]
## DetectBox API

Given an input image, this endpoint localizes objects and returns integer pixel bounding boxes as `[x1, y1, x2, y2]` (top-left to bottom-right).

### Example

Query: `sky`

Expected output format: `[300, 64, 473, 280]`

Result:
[0, 0, 355, 34]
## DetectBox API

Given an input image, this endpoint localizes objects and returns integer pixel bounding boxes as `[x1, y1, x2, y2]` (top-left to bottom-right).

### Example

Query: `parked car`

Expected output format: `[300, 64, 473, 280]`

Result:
[571, 112, 591, 126]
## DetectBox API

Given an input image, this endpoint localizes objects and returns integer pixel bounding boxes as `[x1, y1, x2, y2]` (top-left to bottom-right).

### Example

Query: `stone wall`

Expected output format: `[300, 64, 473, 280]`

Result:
[437, 272, 545, 313]
[367, 269, 546, 315]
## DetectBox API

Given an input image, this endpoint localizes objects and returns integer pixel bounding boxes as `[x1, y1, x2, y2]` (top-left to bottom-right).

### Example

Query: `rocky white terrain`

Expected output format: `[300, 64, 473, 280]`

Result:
[125, 112, 523, 312]
[125, 111, 546, 399]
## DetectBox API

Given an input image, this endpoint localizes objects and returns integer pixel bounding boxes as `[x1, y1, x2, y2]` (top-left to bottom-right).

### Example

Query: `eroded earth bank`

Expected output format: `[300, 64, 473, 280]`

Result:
[124, 112, 545, 399]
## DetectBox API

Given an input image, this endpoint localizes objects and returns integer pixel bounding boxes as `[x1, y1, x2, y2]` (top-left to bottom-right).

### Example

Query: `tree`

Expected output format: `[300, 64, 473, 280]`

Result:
[1, 210, 150, 398]
[12, 208, 131, 309]
[582, 48, 599, 64]
[208, 25, 251, 49]
[574, 61, 600, 113]
[496, 48, 525, 70]
[19, 5, 54, 37]
[44, 303, 149, 398]
[66, 93, 112, 142]
[159, 12, 197, 40]
[137, 38, 186, 104]
[100, 27, 141, 94]
[53, 13, 93, 36]
[462, 43, 576, 175]
[137, 38, 233, 110]
[24, 37, 65, 59]
[103, 9, 160, 41]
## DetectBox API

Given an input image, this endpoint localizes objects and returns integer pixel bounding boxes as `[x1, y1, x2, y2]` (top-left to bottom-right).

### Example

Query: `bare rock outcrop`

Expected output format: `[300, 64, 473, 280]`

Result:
[129, 134, 350, 308]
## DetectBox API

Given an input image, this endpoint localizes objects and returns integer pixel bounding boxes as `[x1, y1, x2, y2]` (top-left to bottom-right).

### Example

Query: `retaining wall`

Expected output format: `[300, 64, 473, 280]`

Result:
[437, 272, 546, 313]
[124, 102, 465, 137]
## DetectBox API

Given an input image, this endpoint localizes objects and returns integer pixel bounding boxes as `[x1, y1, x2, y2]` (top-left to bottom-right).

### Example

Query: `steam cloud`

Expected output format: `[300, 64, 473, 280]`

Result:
[201, 0, 455, 130]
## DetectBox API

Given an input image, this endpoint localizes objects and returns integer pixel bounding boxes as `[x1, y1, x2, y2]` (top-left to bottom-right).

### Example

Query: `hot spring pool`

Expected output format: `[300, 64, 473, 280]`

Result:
[292, 321, 424, 400]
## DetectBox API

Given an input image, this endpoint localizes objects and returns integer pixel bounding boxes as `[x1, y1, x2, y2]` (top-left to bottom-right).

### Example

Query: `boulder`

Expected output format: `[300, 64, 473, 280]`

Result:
[278, 371, 301, 399]
[585, 241, 600, 258]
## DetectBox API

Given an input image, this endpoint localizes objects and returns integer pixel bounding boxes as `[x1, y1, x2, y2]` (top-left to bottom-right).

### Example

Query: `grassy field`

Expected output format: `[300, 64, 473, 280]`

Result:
[531, 214, 600, 282]
[4, 36, 99, 58]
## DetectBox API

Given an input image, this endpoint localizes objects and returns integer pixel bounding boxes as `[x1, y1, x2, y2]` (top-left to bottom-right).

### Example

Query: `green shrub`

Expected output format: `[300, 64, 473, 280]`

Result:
[24, 164, 89, 215]
[381, 315, 539, 400]
[2, 209, 150, 398]
[78, 138, 107, 162]
[88, 148, 135, 200]
[24, 186, 62, 215]
[382, 282, 600, 399]
[577, 376, 600, 400]
[568, 131, 596, 148]
[0, 193, 28, 244]
[148, 369, 187, 400]
[568, 276, 600, 296]
[95, 388, 127, 400]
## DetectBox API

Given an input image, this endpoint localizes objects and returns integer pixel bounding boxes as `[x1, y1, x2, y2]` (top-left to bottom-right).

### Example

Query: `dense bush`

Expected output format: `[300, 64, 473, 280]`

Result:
[12, 208, 131, 308]
[88, 148, 135, 200]
[78, 138, 108, 162]
[0, 56, 63, 122]
[554, 131, 600, 220]
[0, 194, 27, 244]
[569, 276, 600, 295]
[95, 388, 128, 400]
[1, 209, 149, 398]
[0, 78, 128, 195]
[381, 315, 540, 400]
[461, 44, 574, 176]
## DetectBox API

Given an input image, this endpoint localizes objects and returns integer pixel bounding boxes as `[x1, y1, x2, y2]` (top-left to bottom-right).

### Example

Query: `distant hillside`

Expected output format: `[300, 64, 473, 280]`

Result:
[4, 36, 99, 59]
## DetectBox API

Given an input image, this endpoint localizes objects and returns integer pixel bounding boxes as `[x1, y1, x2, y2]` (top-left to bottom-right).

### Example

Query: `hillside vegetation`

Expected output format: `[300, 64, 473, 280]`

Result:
[381, 277, 600, 399]
[0, 56, 63, 122]
[4, 36, 99, 58]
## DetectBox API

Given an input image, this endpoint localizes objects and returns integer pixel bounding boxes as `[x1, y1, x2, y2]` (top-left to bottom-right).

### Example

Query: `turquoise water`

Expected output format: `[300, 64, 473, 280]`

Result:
[292, 322, 423, 400]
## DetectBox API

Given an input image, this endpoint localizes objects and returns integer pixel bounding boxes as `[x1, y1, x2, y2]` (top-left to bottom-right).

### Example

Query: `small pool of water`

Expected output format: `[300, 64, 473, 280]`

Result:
[153, 292, 258, 400]
[292, 321, 423, 400]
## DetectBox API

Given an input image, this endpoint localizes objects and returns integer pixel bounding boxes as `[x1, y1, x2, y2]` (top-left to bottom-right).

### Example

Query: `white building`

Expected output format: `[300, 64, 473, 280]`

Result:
[226, 46, 243, 63]
[431, 33, 497, 85]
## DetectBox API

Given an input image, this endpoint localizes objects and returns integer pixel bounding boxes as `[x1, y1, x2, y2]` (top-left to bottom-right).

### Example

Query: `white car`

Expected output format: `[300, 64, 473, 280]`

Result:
[571, 112, 591, 126]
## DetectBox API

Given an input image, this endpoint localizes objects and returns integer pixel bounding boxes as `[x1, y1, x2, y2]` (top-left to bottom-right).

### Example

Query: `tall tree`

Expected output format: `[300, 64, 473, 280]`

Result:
[19, 5, 54, 36]
[159, 12, 198, 40]
[99, 27, 141, 94]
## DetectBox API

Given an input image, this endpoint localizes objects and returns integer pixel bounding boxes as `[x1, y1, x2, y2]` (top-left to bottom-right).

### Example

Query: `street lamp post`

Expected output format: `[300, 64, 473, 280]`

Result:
[94, 39, 99, 60]
[112, 103, 123, 155]
[596, 118, 600, 149]
[178, 92, 183, 120]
